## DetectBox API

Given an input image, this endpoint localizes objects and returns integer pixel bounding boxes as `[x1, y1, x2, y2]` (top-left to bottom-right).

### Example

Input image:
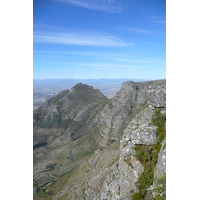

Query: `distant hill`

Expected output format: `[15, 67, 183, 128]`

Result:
[33, 78, 147, 110]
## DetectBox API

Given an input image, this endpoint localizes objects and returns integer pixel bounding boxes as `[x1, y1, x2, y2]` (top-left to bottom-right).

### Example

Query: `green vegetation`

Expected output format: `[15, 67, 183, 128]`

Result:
[33, 142, 47, 150]
[104, 139, 120, 151]
[110, 139, 116, 144]
[44, 170, 76, 196]
[152, 173, 166, 200]
[133, 108, 166, 198]
[52, 111, 62, 125]
[69, 126, 100, 160]
[135, 167, 154, 194]
[151, 108, 166, 143]
[162, 143, 166, 150]
[49, 90, 69, 104]
[38, 188, 50, 198]
[124, 157, 133, 168]
[134, 145, 151, 166]
[123, 142, 128, 148]
[132, 192, 145, 200]
[132, 124, 140, 131]
[35, 110, 62, 128]
[36, 186, 53, 199]
[45, 163, 56, 170]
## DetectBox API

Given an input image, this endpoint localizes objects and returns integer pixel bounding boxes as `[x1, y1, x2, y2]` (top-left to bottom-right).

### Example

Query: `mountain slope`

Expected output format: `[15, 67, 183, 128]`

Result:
[33, 80, 166, 200]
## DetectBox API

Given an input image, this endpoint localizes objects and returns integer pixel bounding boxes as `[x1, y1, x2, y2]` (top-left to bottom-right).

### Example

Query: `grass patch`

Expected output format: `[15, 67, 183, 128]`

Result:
[162, 143, 166, 150]
[124, 157, 133, 168]
[133, 108, 166, 197]
[36, 188, 52, 199]
[132, 192, 145, 200]
[104, 140, 120, 151]
[135, 167, 154, 194]
[134, 143, 161, 195]
[151, 108, 166, 143]
[134, 145, 152, 166]
[152, 173, 166, 200]
[44, 170, 76, 195]
[123, 142, 128, 148]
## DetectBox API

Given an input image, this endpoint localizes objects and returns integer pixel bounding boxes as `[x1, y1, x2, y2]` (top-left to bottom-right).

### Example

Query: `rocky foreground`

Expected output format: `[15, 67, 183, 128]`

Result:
[33, 79, 166, 200]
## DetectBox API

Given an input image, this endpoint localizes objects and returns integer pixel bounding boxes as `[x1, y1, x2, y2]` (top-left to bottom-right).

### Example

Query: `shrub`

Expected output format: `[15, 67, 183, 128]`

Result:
[33, 142, 47, 150]
[153, 173, 166, 200]
[46, 163, 56, 170]
[151, 108, 166, 143]
[111, 139, 116, 144]
[132, 108, 166, 198]
[125, 157, 133, 168]
[135, 167, 154, 194]
[132, 193, 145, 200]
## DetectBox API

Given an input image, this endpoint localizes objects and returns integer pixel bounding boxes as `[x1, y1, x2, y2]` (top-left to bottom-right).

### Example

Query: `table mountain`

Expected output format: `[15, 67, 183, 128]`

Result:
[33, 80, 166, 200]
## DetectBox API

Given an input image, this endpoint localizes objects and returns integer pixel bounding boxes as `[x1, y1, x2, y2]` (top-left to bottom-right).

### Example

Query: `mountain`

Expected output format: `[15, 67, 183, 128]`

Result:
[33, 80, 166, 200]
[33, 78, 147, 110]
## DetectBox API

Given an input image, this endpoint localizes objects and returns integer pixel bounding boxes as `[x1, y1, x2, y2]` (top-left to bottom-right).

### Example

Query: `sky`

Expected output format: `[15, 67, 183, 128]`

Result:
[33, 0, 166, 80]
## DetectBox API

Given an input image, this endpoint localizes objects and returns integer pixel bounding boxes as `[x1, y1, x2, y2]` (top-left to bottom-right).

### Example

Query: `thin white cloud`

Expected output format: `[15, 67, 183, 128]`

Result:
[33, 32, 132, 47]
[68, 63, 144, 69]
[33, 50, 165, 64]
[149, 19, 166, 24]
[120, 27, 152, 34]
[54, 0, 122, 13]
[148, 16, 166, 24]
[33, 24, 68, 32]
[34, 60, 144, 70]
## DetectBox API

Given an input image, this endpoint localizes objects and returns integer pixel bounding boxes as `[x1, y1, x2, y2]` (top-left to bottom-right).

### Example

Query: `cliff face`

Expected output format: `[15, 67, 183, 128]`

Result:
[33, 80, 166, 200]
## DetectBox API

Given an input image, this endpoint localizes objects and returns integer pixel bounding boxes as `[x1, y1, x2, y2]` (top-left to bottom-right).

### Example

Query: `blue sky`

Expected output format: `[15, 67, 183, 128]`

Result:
[33, 0, 166, 80]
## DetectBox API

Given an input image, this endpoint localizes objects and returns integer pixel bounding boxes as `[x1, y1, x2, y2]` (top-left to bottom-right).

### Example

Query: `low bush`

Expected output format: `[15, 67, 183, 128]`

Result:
[133, 108, 166, 198]
[153, 173, 166, 200]
[46, 163, 56, 170]
[135, 167, 154, 194]
[132, 192, 145, 200]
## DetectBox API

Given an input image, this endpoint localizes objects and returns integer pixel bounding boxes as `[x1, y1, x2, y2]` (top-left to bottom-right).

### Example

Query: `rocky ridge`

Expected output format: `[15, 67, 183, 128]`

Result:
[33, 80, 166, 200]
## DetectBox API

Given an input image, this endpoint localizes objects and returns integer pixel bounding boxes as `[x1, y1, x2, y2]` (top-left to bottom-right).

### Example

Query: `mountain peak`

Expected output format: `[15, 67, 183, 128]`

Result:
[70, 82, 107, 99]
[71, 82, 92, 91]
[33, 82, 107, 128]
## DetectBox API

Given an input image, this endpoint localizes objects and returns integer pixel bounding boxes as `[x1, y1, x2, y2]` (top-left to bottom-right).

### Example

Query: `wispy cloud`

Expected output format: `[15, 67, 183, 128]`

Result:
[54, 0, 122, 13]
[148, 16, 166, 24]
[33, 32, 132, 47]
[34, 50, 165, 65]
[149, 19, 166, 24]
[33, 60, 144, 70]
[67, 63, 144, 69]
[33, 24, 68, 32]
[120, 27, 152, 34]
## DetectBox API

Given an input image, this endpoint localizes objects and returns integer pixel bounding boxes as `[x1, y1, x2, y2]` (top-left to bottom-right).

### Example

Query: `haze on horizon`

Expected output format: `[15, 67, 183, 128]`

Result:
[33, 0, 166, 80]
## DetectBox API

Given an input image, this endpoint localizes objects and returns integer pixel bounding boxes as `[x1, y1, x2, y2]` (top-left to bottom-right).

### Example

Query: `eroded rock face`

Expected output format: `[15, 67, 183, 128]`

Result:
[150, 89, 166, 108]
[154, 137, 166, 183]
[94, 80, 166, 147]
[117, 103, 156, 199]
[33, 80, 166, 200]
